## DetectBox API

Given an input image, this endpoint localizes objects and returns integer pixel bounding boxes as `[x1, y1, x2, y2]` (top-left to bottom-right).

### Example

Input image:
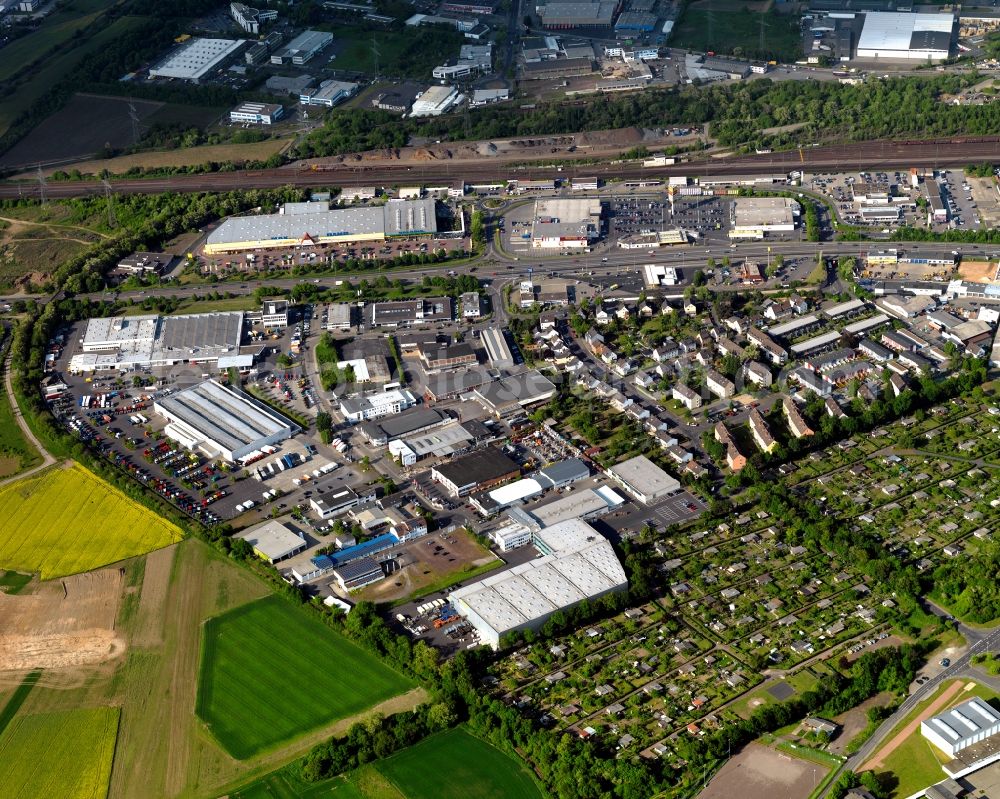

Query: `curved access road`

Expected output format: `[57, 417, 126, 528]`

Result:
[0, 352, 57, 487]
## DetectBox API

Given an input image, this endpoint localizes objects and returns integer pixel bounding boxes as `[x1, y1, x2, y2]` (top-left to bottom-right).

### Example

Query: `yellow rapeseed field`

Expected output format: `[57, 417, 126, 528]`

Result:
[0, 707, 119, 799]
[0, 464, 182, 579]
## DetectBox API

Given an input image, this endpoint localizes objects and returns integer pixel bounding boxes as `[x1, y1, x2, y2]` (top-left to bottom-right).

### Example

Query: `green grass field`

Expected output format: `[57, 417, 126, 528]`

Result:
[378, 728, 542, 799]
[330, 25, 463, 78]
[0, 463, 182, 579]
[234, 727, 543, 799]
[196, 596, 415, 759]
[0, 15, 148, 135]
[0, 707, 119, 799]
[671, 6, 803, 62]
[0, 12, 103, 82]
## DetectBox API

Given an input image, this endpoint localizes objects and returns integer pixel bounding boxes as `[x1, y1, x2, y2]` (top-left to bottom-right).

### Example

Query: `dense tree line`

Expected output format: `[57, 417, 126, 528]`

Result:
[295, 74, 993, 158]
[932, 538, 1000, 623]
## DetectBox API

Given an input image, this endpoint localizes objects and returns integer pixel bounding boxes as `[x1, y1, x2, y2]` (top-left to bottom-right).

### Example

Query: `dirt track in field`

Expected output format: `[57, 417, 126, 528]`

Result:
[0, 566, 124, 677]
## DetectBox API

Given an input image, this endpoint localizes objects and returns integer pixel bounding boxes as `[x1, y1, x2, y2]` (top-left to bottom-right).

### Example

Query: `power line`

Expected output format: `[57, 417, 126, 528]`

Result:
[128, 97, 141, 147]
[36, 164, 46, 204]
[371, 34, 380, 82]
[102, 178, 117, 229]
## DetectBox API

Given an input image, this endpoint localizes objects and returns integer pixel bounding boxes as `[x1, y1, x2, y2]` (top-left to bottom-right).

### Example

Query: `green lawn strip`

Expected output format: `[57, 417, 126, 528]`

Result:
[0, 354, 42, 476]
[195, 596, 415, 759]
[774, 739, 842, 769]
[875, 730, 951, 799]
[234, 766, 364, 798]
[0, 570, 32, 594]
[375, 727, 544, 799]
[0, 670, 42, 736]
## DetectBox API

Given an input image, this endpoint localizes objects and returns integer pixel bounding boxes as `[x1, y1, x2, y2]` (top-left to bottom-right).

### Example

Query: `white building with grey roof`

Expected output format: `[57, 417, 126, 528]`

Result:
[204, 199, 437, 254]
[449, 518, 627, 648]
[921, 697, 1000, 757]
[155, 379, 298, 462]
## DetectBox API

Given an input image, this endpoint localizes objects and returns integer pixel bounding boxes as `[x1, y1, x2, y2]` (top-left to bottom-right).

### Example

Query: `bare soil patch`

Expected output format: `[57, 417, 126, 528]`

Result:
[0, 566, 124, 676]
[697, 742, 827, 799]
[291, 126, 699, 169]
[958, 260, 1000, 284]
[829, 691, 894, 755]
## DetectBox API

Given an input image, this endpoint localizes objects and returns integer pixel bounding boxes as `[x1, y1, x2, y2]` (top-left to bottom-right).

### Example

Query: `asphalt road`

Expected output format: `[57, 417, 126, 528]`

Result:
[5, 137, 1000, 199]
[820, 617, 1000, 797]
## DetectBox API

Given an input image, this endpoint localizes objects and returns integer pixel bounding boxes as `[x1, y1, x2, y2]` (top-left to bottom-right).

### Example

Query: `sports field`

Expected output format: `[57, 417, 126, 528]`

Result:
[0, 706, 119, 799]
[196, 596, 415, 759]
[379, 728, 542, 799]
[234, 727, 543, 799]
[0, 463, 182, 579]
[671, 3, 803, 62]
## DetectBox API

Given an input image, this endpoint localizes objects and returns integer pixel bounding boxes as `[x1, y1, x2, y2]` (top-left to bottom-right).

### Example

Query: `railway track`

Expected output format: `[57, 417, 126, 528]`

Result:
[2, 137, 998, 199]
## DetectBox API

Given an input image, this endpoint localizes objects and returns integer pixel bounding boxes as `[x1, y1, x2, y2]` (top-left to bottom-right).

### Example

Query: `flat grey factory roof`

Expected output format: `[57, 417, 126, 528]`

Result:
[434, 447, 519, 485]
[537, 458, 589, 487]
[371, 406, 445, 438]
[608, 454, 680, 498]
[158, 312, 243, 353]
[157, 380, 294, 453]
[207, 200, 436, 246]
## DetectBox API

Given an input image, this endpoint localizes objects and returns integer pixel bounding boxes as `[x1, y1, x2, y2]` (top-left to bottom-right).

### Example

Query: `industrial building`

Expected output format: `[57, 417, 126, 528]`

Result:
[230, 2, 277, 34]
[730, 197, 800, 239]
[531, 198, 603, 249]
[481, 327, 514, 368]
[432, 447, 520, 496]
[492, 521, 534, 552]
[270, 29, 333, 65]
[470, 370, 557, 416]
[521, 57, 594, 79]
[410, 85, 462, 117]
[373, 82, 425, 113]
[332, 557, 386, 591]
[921, 698, 1000, 757]
[359, 407, 447, 445]
[339, 388, 417, 422]
[70, 312, 244, 373]
[155, 379, 297, 462]
[449, 518, 628, 648]
[369, 296, 452, 328]
[614, 10, 657, 32]
[204, 199, 437, 254]
[418, 341, 478, 372]
[236, 520, 306, 563]
[606, 454, 680, 504]
[390, 421, 476, 465]
[643, 263, 679, 288]
[299, 80, 358, 107]
[229, 101, 284, 125]
[538, 0, 618, 29]
[149, 38, 246, 82]
[856, 12, 953, 61]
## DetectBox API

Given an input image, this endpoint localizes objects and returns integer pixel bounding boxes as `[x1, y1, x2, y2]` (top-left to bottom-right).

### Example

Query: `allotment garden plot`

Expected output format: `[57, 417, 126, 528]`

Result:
[0, 464, 182, 580]
[196, 595, 415, 759]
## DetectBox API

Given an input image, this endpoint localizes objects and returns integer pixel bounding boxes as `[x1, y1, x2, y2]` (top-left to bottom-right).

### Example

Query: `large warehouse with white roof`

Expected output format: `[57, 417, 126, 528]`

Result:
[921, 697, 1000, 757]
[449, 518, 627, 648]
[856, 12, 953, 61]
[204, 199, 438, 254]
[70, 312, 244, 373]
[155, 379, 298, 462]
[149, 37, 246, 81]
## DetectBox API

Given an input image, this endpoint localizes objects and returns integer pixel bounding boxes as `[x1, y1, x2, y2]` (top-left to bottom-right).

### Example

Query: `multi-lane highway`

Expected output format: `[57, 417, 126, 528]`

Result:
[4, 137, 1000, 199]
